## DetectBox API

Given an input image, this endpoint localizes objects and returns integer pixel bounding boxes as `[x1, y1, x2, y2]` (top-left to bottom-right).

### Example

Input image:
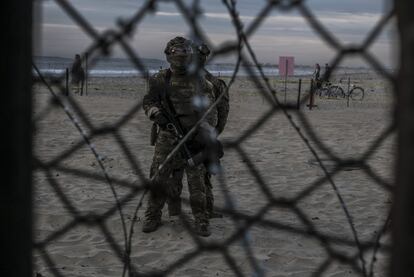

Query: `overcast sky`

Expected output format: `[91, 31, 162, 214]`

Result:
[34, 0, 397, 67]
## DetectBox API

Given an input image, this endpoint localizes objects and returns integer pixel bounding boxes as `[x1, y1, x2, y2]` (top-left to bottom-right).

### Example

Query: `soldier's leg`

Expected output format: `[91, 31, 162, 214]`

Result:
[143, 133, 177, 233]
[142, 161, 169, 233]
[145, 162, 167, 216]
[186, 165, 210, 236]
[167, 168, 184, 216]
[204, 173, 213, 216]
[204, 173, 223, 219]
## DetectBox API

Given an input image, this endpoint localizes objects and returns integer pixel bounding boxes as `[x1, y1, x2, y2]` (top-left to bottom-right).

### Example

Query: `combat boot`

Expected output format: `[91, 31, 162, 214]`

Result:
[194, 218, 211, 237]
[142, 212, 161, 233]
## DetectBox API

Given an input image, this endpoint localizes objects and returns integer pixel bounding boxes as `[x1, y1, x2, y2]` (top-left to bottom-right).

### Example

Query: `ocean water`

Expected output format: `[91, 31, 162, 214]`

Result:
[33, 56, 372, 78]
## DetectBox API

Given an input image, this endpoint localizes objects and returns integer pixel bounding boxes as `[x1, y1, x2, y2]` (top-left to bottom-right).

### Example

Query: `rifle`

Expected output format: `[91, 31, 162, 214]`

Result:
[160, 70, 198, 167]
[164, 122, 198, 166]
[160, 70, 223, 173]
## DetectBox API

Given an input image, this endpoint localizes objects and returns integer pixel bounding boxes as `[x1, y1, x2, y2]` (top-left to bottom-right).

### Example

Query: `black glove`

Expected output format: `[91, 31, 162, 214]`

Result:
[152, 112, 169, 127]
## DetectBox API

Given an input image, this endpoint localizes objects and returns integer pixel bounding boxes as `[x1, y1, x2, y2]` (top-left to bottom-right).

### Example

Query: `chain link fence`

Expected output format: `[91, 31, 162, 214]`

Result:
[31, 0, 399, 276]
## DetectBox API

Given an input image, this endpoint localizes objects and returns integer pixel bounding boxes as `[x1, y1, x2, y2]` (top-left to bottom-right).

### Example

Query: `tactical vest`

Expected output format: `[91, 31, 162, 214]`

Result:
[164, 71, 218, 131]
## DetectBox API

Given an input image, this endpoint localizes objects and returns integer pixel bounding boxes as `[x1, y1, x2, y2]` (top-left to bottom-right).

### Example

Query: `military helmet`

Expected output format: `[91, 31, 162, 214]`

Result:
[196, 43, 210, 57]
[164, 36, 192, 55]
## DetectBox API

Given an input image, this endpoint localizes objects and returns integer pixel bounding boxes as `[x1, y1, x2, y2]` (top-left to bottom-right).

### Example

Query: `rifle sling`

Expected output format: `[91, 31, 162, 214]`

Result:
[161, 69, 194, 161]
[163, 71, 184, 131]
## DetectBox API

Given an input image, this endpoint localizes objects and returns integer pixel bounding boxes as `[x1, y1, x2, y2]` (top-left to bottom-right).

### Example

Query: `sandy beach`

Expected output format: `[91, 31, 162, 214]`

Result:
[32, 71, 395, 277]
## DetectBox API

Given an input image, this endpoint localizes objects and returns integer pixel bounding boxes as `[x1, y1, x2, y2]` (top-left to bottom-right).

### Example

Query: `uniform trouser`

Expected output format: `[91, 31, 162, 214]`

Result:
[145, 131, 208, 222]
[167, 171, 214, 215]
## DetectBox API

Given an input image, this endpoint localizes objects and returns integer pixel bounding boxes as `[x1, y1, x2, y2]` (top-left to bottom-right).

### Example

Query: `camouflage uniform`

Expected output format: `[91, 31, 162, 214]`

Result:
[205, 70, 230, 135]
[204, 70, 229, 215]
[166, 43, 230, 218]
[142, 37, 218, 236]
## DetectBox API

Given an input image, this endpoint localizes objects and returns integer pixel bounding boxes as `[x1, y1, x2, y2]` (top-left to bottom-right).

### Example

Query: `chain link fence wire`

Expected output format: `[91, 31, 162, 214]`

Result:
[32, 0, 397, 276]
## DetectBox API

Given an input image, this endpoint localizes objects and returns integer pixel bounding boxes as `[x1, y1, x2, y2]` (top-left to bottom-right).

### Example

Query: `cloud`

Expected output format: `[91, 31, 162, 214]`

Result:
[157, 10, 383, 30]
[36, 0, 396, 66]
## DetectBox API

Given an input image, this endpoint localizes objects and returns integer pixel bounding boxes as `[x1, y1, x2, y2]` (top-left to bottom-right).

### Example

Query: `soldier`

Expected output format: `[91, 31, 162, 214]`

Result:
[142, 37, 220, 237]
[166, 42, 229, 219]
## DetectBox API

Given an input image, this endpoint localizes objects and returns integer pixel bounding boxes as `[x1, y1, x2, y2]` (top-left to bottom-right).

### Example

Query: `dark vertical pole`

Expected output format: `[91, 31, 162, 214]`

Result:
[1, 0, 33, 276]
[85, 52, 88, 96]
[284, 59, 288, 104]
[393, 1, 414, 277]
[308, 79, 315, 110]
[347, 77, 351, 108]
[296, 78, 302, 110]
[65, 68, 69, 96]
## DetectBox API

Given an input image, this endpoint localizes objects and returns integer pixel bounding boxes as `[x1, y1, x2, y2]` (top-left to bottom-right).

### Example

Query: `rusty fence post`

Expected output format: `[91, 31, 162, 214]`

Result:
[307, 79, 316, 110]
[297, 78, 302, 110]
[393, 1, 414, 277]
[1, 0, 33, 276]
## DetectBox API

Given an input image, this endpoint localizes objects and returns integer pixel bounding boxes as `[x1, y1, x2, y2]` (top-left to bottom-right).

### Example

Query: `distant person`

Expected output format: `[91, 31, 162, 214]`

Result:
[313, 63, 321, 88]
[313, 63, 320, 80]
[70, 54, 85, 94]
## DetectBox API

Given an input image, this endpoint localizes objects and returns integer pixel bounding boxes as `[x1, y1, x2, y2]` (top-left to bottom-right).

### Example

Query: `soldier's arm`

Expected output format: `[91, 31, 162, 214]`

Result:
[215, 79, 230, 135]
[143, 73, 164, 120]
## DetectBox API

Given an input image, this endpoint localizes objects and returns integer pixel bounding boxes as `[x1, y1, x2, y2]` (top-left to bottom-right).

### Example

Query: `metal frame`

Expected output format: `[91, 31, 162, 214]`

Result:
[2, 0, 33, 276]
[12, 0, 412, 276]
[393, 1, 414, 276]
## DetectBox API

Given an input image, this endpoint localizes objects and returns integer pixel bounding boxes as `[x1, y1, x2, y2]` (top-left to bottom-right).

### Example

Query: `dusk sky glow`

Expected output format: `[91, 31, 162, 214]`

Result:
[35, 0, 397, 67]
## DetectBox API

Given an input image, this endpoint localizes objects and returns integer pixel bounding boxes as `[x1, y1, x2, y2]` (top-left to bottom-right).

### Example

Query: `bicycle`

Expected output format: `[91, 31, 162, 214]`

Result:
[347, 84, 364, 100]
[315, 80, 343, 98]
[316, 79, 365, 100]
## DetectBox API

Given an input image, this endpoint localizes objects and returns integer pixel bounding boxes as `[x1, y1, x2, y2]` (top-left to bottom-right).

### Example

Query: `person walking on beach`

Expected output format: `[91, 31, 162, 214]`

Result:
[313, 63, 321, 88]
[70, 54, 85, 94]
[142, 36, 222, 237]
